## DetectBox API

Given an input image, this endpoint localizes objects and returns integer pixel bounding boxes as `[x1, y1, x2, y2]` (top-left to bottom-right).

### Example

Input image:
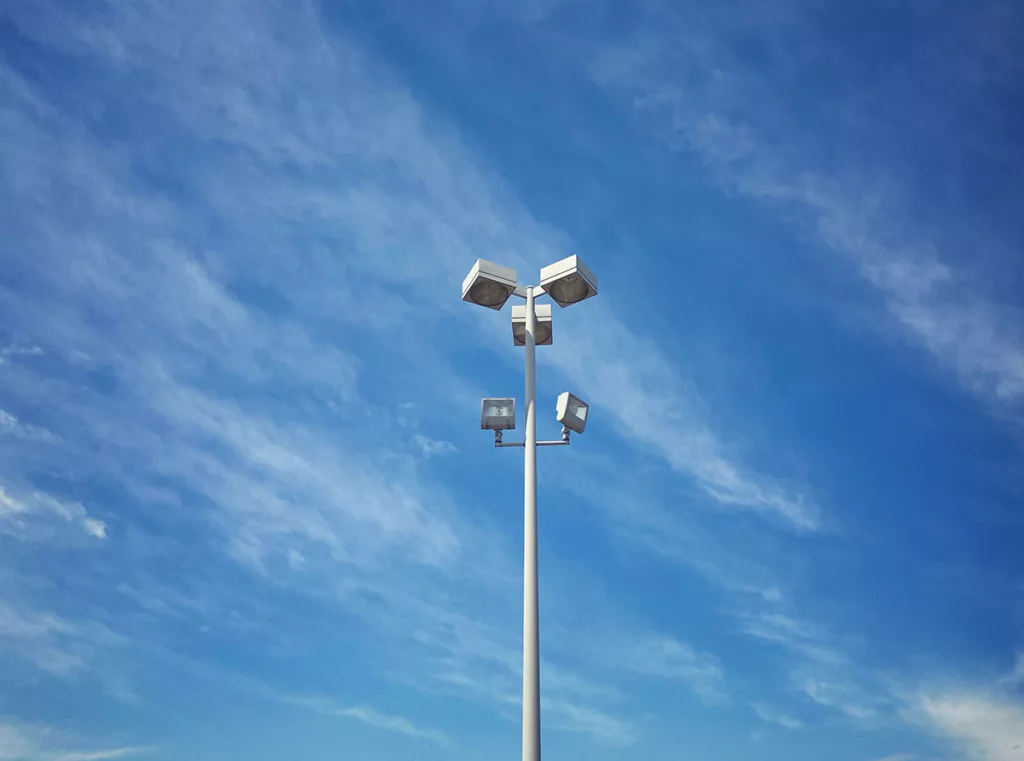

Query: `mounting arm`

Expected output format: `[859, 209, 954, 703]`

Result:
[494, 425, 571, 448]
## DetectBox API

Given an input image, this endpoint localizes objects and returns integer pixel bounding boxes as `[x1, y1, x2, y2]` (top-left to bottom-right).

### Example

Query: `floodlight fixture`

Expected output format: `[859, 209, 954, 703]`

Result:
[539, 255, 598, 308]
[462, 259, 518, 310]
[512, 304, 552, 346]
[555, 392, 589, 434]
[481, 398, 516, 431]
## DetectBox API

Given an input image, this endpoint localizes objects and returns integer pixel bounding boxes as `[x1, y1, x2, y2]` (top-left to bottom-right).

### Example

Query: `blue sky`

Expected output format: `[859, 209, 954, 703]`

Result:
[1, 0, 1023, 759]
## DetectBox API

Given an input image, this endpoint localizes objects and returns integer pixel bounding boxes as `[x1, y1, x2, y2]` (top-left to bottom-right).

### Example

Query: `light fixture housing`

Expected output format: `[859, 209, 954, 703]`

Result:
[555, 392, 589, 434]
[539, 255, 598, 308]
[481, 398, 516, 430]
[462, 259, 518, 310]
[511, 304, 553, 346]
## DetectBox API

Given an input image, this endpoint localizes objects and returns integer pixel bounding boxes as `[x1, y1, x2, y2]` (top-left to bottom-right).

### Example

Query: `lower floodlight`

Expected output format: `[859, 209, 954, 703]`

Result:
[539, 255, 598, 308]
[555, 392, 589, 434]
[512, 304, 553, 346]
[481, 398, 516, 431]
[462, 259, 518, 310]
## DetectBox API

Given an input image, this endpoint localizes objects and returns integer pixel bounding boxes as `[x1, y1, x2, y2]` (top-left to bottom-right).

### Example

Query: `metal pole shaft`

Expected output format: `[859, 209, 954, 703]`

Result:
[522, 286, 541, 761]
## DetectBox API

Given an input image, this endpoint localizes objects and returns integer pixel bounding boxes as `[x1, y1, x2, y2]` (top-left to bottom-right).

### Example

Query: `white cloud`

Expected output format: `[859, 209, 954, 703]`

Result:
[412, 434, 459, 458]
[919, 693, 1024, 761]
[738, 611, 885, 724]
[401, 599, 639, 745]
[80, 519, 107, 539]
[800, 678, 877, 720]
[741, 613, 845, 667]
[564, 471, 802, 606]
[0, 720, 152, 761]
[0, 409, 58, 442]
[0, 601, 126, 680]
[0, 723, 36, 760]
[144, 385, 463, 575]
[0, 486, 107, 541]
[592, 10, 1024, 413]
[0, 488, 26, 518]
[752, 703, 802, 730]
[283, 695, 447, 744]
[547, 310, 819, 530]
[0, 345, 42, 366]
[623, 635, 728, 705]
[54, 748, 154, 761]
[541, 699, 636, 746]
[425, 665, 634, 746]
[1001, 654, 1024, 688]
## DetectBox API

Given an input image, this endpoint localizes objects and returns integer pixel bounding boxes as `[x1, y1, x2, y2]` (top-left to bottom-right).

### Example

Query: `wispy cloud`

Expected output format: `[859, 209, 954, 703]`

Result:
[623, 635, 728, 705]
[0, 345, 42, 365]
[918, 693, 1024, 761]
[905, 655, 1024, 761]
[0, 488, 25, 519]
[799, 678, 879, 721]
[740, 612, 845, 667]
[0, 722, 36, 761]
[0, 485, 107, 541]
[592, 2, 1024, 414]
[572, 475, 794, 604]
[541, 699, 636, 746]
[739, 610, 887, 723]
[751, 703, 802, 730]
[999, 654, 1024, 688]
[403, 599, 642, 745]
[0, 601, 125, 680]
[0, 720, 152, 761]
[548, 313, 819, 529]
[282, 695, 448, 744]
[412, 434, 459, 458]
[54, 748, 155, 761]
[0, 409, 58, 442]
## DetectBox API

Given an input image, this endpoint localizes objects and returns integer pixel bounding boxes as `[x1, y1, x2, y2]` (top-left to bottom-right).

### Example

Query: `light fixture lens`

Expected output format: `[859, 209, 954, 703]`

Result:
[486, 401, 512, 418]
[481, 398, 516, 430]
[539, 256, 598, 308]
[511, 304, 553, 346]
[555, 391, 589, 434]
[535, 322, 552, 345]
[513, 322, 553, 346]
[469, 279, 512, 308]
[462, 260, 518, 310]
[546, 273, 591, 306]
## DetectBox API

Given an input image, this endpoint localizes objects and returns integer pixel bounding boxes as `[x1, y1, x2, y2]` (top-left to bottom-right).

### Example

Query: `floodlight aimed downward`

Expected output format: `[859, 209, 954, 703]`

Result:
[481, 398, 516, 430]
[462, 259, 518, 310]
[539, 255, 598, 308]
[556, 392, 589, 434]
[512, 304, 552, 346]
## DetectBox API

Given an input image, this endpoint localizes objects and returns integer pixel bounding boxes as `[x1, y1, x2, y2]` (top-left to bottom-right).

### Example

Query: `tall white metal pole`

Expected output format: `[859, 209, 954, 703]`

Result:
[522, 286, 541, 761]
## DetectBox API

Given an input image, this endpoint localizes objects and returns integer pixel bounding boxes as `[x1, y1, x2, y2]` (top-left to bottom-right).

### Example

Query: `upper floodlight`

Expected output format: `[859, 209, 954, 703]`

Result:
[555, 392, 589, 434]
[481, 398, 516, 431]
[463, 259, 518, 310]
[539, 255, 598, 308]
[512, 304, 553, 346]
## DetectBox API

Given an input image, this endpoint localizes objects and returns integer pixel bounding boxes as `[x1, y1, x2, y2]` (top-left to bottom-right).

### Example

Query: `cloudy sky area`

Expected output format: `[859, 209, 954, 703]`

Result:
[1, 0, 1023, 759]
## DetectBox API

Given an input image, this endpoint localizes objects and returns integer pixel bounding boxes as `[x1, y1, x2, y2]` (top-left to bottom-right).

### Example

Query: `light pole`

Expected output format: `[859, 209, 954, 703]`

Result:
[462, 255, 597, 761]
